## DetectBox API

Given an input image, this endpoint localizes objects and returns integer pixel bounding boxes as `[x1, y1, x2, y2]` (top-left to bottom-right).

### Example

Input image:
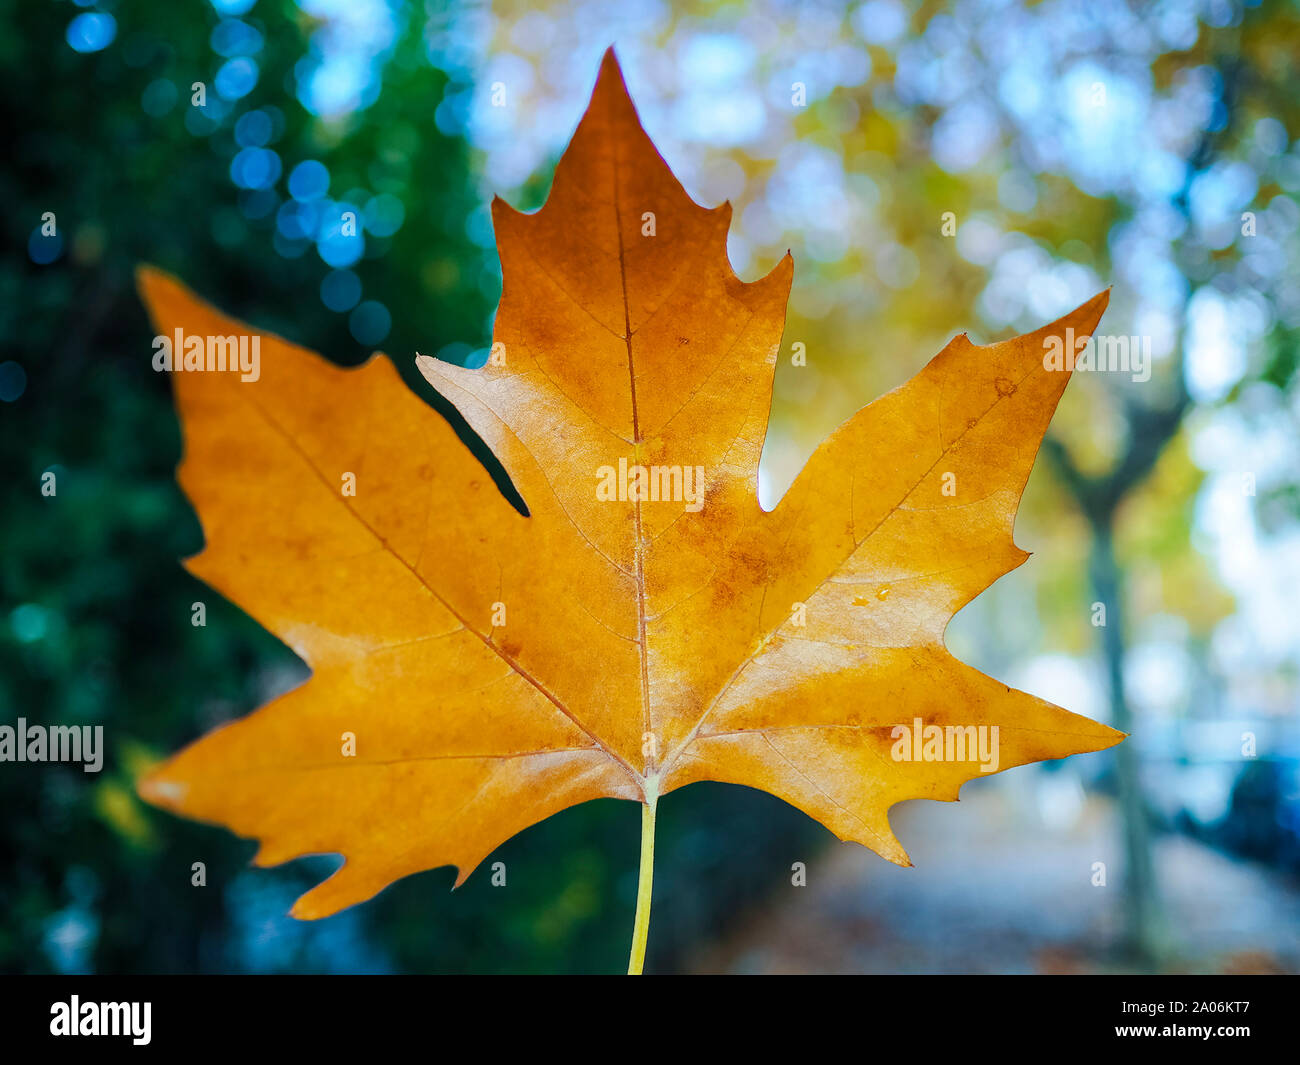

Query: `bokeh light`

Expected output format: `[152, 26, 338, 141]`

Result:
[66, 13, 116, 54]
[348, 299, 390, 344]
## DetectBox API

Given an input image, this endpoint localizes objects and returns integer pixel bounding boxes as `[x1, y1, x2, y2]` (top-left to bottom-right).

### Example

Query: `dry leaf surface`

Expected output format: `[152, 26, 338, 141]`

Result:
[138, 50, 1122, 918]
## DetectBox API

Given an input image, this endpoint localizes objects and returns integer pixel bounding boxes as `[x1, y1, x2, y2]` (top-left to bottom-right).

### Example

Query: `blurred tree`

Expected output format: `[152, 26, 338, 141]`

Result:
[1039, 8, 1300, 962]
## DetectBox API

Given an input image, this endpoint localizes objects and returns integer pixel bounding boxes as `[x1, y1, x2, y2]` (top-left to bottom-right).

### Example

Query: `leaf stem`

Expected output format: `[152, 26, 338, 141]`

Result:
[627, 779, 658, 975]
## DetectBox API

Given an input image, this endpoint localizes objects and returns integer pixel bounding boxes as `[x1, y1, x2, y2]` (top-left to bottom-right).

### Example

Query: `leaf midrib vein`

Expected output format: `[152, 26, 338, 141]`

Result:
[608, 97, 655, 780]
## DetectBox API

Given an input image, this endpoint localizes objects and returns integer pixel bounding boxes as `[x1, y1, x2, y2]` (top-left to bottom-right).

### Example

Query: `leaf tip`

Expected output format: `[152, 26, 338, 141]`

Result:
[135, 262, 184, 320]
[490, 193, 523, 225]
[1072, 721, 1128, 756]
[593, 43, 631, 103]
[763, 249, 795, 291]
[179, 548, 209, 581]
[134, 260, 162, 291]
[288, 897, 322, 922]
[414, 352, 442, 381]
[289, 864, 370, 921]
[136, 769, 187, 808]
[1072, 287, 1112, 331]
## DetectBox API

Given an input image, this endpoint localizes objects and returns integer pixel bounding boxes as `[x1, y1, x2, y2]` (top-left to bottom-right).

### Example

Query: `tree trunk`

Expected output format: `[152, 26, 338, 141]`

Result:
[1089, 514, 1165, 964]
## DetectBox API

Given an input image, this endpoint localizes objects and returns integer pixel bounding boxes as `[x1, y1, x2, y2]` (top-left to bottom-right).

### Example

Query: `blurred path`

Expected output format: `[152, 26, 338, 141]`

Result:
[689, 781, 1300, 974]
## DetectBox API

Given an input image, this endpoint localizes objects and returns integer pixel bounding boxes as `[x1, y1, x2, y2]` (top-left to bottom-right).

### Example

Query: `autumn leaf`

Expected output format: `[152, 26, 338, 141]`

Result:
[136, 49, 1123, 936]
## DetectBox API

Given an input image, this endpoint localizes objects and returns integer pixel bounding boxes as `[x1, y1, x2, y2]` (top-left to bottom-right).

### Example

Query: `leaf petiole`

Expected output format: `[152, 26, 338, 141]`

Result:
[626, 778, 658, 975]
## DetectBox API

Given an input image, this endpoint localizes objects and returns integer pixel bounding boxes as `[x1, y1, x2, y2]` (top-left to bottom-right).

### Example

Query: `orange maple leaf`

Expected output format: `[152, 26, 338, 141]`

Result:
[137, 50, 1122, 935]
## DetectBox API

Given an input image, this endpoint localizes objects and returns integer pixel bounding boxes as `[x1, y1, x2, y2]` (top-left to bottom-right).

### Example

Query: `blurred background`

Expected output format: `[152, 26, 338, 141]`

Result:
[3, 0, 1299, 974]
